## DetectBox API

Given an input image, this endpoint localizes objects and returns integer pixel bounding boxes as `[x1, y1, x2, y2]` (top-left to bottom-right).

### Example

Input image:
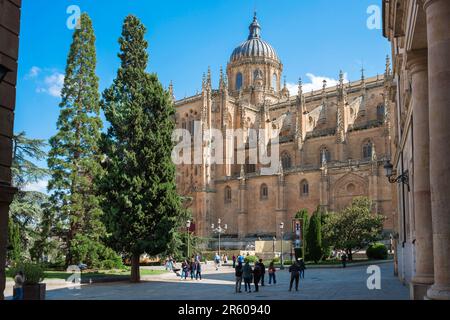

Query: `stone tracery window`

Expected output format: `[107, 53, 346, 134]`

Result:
[362, 140, 373, 160]
[377, 104, 385, 121]
[224, 186, 232, 203]
[300, 179, 309, 197]
[260, 184, 268, 200]
[281, 152, 292, 169]
[272, 73, 277, 91]
[319, 146, 331, 164]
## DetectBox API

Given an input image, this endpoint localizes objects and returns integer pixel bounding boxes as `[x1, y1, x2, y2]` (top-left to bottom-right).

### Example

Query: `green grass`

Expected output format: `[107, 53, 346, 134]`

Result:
[6, 268, 168, 281]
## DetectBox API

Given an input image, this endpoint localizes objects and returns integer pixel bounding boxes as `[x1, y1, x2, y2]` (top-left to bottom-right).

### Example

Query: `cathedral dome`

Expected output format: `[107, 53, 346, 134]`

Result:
[230, 13, 279, 63]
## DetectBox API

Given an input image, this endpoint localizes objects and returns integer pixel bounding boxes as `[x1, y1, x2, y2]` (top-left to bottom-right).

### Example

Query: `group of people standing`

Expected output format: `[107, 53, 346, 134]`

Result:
[165, 254, 204, 280]
[234, 256, 306, 293]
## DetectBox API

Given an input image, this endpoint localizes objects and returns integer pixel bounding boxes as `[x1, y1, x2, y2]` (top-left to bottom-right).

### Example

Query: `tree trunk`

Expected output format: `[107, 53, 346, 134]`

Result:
[347, 249, 353, 261]
[130, 254, 140, 283]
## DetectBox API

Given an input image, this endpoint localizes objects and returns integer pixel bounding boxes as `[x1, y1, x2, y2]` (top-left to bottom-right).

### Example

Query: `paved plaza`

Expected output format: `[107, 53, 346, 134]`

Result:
[6, 262, 409, 300]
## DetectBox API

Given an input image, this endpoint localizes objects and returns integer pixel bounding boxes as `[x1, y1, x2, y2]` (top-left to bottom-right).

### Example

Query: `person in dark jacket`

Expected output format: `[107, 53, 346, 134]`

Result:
[341, 252, 348, 268]
[298, 258, 306, 279]
[289, 260, 301, 291]
[243, 261, 253, 293]
[257, 259, 266, 286]
[253, 261, 262, 292]
[235, 261, 243, 293]
[195, 259, 202, 280]
[268, 261, 277, 285]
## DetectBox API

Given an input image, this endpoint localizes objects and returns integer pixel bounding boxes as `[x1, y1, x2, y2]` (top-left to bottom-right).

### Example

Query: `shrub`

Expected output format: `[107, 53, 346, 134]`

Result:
[10, 262, 44, 285]
[272, 257, 280, 264]
[244, 255, 258, 264]
[366, 243, 388, 260]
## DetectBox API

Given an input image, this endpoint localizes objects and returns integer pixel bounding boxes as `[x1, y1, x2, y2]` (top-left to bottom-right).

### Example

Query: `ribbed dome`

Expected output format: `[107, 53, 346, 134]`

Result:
[230, 13, 279, 62]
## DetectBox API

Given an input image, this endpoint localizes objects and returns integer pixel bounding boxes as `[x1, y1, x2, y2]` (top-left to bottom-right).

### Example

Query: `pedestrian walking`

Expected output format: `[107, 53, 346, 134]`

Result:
[232, 254, 236, 268]
[257, 259, 266, 286]
[298, 258, 306, 279]
[224, 254, 228, 264]
[341, 252, 348, 268]
[289, 260, 301, 291]
[195, 259, 202, 280]
[214, 253, 221, 270]
[253, 260, 262, 292]
[243, 261, 253, 293]
[13, 271, 24, 300]
[190, 259, 196, 280]
[235, 261, 243, 293]
[181, 260, 189, 280]
[268, 261, 277, 285]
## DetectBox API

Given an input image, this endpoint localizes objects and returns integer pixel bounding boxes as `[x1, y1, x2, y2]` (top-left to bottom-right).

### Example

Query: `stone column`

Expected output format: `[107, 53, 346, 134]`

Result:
[424, 0, 450, 300]
[407, 50, 434, 300]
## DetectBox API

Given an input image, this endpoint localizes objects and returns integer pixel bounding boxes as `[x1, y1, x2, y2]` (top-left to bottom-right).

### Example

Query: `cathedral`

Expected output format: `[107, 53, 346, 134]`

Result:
[173, 14, 395, 241]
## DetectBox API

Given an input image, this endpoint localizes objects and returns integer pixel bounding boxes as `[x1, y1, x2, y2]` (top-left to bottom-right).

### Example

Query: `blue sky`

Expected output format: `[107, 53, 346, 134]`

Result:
[15, 0, 389, 191]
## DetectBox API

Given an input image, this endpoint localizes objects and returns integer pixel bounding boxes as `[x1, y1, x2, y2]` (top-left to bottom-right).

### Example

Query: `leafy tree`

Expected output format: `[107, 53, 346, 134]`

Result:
[306, 213, 322, 263]
[322, 197, 385, 260]
[101, 15, 184, 282]
[9, 132, 49, 260]
[47, 13, 105, 266]
[12, 132, 47, 189]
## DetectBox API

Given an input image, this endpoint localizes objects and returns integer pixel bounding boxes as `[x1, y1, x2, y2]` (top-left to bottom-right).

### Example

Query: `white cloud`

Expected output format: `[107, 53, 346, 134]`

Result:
[36, 72, 65, 98]
[287, 73, 349, 96]
[26, 66, 41, 79]
[23, 179, 48, 194]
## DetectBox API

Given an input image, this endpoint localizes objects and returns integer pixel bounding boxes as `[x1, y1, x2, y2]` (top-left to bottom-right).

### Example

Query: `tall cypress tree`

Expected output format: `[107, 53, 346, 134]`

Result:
[307, 213, 323, 263]
[101, 15, 183, 282]
[47, 13, 104, 266]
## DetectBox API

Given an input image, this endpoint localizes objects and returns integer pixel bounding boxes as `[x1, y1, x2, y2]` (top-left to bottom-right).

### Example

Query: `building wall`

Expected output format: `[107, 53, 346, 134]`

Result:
[174, 75, 395, 239]
[0, 0, 21, 300]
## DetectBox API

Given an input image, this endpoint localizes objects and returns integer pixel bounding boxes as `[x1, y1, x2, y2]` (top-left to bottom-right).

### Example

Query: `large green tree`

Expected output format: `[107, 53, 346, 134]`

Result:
[8, 132, 49, 261]
[322, 197, 385, 260]
[47, 13, 105, 266]
[101, 15, 183, 282]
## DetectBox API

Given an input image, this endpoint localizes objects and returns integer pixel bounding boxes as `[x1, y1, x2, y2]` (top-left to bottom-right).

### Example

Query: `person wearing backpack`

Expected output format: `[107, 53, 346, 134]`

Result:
[235, 261, 243, 293]
[253, 261, 262, 292]
[243, 261, 253, 293]
[268, 261, 277, 285]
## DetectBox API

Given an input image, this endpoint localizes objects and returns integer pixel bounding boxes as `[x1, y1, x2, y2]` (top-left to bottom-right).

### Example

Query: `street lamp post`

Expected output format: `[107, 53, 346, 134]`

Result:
[186, 220, 191, 259]
[272, 236, 276, 259]
[211, 218, 227, 256]
[280, 222, 285, 270]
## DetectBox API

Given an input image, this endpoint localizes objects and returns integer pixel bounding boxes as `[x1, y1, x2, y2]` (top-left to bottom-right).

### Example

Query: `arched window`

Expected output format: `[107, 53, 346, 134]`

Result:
[377, 104, 385, 121]
[272, 73, 277, 91]
[260, 184, 268, 200]
[236, 72, 243, 91]
[300, 180, 309, 197]
[281, 152, 292, 169]
[224, 186, 232, 203]
[320, 146, 331, 164]
[363, 140, 373, 160]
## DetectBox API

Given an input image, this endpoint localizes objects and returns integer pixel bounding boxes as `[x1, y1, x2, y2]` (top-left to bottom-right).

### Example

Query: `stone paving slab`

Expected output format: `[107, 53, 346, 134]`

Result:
[4, 262, 408, 300]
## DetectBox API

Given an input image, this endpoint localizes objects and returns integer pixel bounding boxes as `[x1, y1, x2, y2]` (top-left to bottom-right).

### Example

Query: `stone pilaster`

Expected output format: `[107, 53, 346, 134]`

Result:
[407, 49, 434, 300]
[424, 0, 450, 300]
[237, 173, 248, 239]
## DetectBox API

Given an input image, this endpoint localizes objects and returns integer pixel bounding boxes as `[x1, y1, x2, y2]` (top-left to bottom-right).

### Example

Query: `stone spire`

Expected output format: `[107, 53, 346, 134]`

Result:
[206, 66, 212, 89]
[297, 77, 303, 97]
[168, 80, 174, 101]
[385, 55, 391, 79]
[319, 80, 327, 124]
